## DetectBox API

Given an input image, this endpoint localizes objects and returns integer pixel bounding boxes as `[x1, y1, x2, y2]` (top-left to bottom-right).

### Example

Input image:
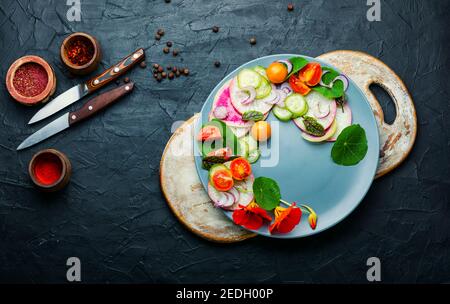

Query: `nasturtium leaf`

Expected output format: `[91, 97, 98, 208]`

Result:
[312, 67, 344, 99]
[253, 177, 281, 210]
[331, 124, 368, 166]
[288, 57, 309, 77]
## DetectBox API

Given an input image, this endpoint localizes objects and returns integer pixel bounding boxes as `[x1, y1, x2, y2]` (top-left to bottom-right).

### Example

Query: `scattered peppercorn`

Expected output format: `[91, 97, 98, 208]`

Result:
[249, 37, 257, 45]
[161, 72, 167, 78]
[157, 28, 165, 36]
[166, 41, 173, 47]
[153, 63, 159, 69]
[124, 77, 130, 83]
[168, 72, 174, 79]
[157, 66, 164, 73]
[165, 0, 171, 3]
[155, 34, 161, 40]
[214, 61, 221, 67]
[153, 73, 158, 79]
[157, 75, 162, 82]
[172, 66, 177, 72]
[176, 70, 181, 77]
[163, 47, 170, 54]
[212, 26, 219, 33]
[287, 3, 294, 11]
[183, 68, 189, 76]
[172, 49, 179, 56]
[140, 61, 147, 68]
[167, 66, 172, 71]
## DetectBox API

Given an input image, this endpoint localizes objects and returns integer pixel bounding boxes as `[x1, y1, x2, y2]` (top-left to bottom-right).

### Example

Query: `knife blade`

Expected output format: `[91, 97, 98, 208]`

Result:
[18, 82, 134, 151]
[28, 48, 144, 124]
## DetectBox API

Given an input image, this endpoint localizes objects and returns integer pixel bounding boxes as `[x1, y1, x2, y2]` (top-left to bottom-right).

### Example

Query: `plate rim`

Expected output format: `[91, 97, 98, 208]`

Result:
[193, 53, 380, 239]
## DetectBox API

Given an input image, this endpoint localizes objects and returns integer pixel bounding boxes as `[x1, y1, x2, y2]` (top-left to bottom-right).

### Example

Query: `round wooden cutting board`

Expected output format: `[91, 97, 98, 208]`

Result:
[317, 50, 417, 178]
[160, 114, 256, 243]
[160, 51, 417, 242]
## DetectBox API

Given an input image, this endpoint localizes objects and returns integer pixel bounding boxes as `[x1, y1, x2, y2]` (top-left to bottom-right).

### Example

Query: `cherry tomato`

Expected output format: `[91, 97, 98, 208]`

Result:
[251, 121, 271, 142]
[289, 74, 311, 96]
[298, 63, 322, 86]
[211, 169, 234, 191]
[266, 62, 288, 84]
[197, 125, 222, 142]
[230, 158, 252, 181]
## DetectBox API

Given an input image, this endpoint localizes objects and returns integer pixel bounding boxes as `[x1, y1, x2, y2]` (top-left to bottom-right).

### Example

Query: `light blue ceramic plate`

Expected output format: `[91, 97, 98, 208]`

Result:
[193, 54, 379, 239]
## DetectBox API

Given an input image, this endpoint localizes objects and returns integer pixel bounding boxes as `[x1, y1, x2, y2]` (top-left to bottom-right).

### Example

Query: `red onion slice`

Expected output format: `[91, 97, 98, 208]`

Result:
[319, 70, 331, 88]
[239, 86, 256, 105]
[276, 90, 288, 106]
[333, 75, 349, 91]
[260, 85, 279, 104]
[313, 102, 330, 118]
[213, 106, 228, 119]
[277, 59, 293, 74]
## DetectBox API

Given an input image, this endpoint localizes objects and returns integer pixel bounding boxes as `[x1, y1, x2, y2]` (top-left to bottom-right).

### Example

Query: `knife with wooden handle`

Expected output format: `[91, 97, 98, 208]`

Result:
[28, 49, 144, 124]
[17, 83, 135, 151]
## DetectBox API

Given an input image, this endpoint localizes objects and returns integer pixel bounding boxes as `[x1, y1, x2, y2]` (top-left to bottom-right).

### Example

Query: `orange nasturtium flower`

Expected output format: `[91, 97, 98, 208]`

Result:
[233, 202, 272, 230]
[269, 203, 302, 234]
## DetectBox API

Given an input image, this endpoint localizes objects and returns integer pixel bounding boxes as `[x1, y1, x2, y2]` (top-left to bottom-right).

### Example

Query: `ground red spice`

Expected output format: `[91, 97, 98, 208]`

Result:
[67, 38, 94, 66]
[12, 63, 48, 97]
[33, 154, 62, 185]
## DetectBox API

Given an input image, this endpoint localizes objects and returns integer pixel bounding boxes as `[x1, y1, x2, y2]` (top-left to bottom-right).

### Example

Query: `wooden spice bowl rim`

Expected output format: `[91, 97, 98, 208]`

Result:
[28, 149, 69, 189]
[60, 32, 99, 71]
[5, 55, 55, 106]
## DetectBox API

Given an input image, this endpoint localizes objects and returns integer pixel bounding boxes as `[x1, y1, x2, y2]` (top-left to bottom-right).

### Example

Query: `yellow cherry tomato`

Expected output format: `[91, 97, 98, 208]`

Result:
[251, 121, 272, 142]
[266, 62, 288, 84]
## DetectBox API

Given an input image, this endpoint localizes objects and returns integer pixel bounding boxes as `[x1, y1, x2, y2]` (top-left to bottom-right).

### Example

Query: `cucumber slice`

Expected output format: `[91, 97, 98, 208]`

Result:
[253, 65, 268, 79]
[255, 77, 272, 99]
[208, 164, 229, 183]
[237, 69, 262, 89]
[273, 105, 293, 121]
[247, 149, 261, 164]
[285, 94, 308, 118]
[240, 136, 258, 152]
[239, 138, 249, 158]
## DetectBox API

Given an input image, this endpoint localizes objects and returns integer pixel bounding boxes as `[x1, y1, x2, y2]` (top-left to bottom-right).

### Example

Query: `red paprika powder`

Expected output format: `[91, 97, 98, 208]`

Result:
[33, 154, 63, 185]
[12, 62, 49, 97]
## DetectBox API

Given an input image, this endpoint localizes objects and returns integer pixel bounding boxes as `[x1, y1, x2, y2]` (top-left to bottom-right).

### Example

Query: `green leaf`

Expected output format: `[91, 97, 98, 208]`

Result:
[253, 177, 281, 210]
[288, 57, 309, 77]
[242, 110, 264, 122]
[331, 124, 368, 166]
[312, 67, 344, 99]
[200, 119, 241, 157]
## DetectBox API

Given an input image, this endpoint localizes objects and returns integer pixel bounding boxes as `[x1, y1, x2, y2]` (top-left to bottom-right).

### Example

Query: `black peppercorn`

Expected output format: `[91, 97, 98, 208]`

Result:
[172, 66, 177, 72]
[157, 75, 162, 82]
[163, 47, 170, 54]
[140, 61, 147, 68]
[155, 34, 161, 40]
[166, 41, 173, 47]
[249, 37, 256, 45]
[124, 77, 130, 83]
[176, 70, 180, 77]
[287, 3, 294, 11]
[183, 68, 189, 76]
[157, 28, 165, 36]
[161, 72, 167, 78]
[153, 63, 159, 69]
[172, 49, 179, 56]
[212, 26, 219, 33]
[157, 66, 164, 73]
[214, 61, 221, 67]
[165, 0, 171, 3]
[168, 72, 174, 79]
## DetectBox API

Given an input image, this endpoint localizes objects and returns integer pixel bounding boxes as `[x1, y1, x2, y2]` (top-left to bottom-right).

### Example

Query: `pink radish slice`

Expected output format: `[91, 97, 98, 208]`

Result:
[208, 183, 235, 208]
[230, 77, 274, 115]
[213, 106, 228, 119]
[327, 103, 352, 142]
[210, 80, 254, 128]
[260, 85, 279, 104]
[313, 102, 330, 119]
[226, 175, 255, 211]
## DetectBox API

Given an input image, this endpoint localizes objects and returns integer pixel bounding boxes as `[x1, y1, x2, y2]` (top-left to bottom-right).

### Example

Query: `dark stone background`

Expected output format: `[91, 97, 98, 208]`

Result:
[0, 0, 449, 283]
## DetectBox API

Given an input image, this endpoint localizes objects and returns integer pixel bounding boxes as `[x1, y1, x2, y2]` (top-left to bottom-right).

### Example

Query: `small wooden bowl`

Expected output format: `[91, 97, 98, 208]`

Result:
[60, 32, 101, 75]
[28, 149, 72, 192]
[5, 55, 56, 106]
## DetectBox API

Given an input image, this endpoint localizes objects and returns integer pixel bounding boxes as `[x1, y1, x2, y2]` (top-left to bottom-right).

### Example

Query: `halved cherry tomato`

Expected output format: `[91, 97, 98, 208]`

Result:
[207, 147, 233, 159]
[298, 63, 322, 86]
[266, 62, 288, 84]
[230, 157, 252, 181]
[197, 125, 222, 142]
[211, 168, 234, 191]
[289, 74, 311, 96]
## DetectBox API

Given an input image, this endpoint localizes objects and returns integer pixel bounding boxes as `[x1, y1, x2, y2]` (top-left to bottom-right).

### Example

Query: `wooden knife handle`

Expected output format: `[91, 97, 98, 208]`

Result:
[85, 48, 144, 93]
[69, 83, 134, 125]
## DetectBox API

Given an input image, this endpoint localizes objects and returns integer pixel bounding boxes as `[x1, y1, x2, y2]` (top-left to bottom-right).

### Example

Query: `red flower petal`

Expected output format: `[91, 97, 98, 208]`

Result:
[269, 204, 302, 234]
[232, 202, 272, 230]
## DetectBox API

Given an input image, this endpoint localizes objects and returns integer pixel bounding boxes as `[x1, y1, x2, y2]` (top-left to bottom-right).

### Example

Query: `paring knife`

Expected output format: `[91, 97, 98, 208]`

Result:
[17, 83, 134, 151]
[28, 48, 144, 124]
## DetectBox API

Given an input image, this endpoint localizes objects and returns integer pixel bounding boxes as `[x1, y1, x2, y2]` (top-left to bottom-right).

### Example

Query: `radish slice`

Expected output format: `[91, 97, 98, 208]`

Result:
[213, 106, 228, 119]
[226, 174, 255, 210]
[327, 103, 352, 142]
[294, 91, 337, 130]
[312, 102, 330, 119]
[230, 77, 274, 115]
[208, 183, 235, 208]
[239, 86, 256, 105]
[277, 59, 293, 74]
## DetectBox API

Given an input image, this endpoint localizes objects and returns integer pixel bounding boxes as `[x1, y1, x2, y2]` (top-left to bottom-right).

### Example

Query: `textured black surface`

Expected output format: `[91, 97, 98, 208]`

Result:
[0, 0, 449, 283]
